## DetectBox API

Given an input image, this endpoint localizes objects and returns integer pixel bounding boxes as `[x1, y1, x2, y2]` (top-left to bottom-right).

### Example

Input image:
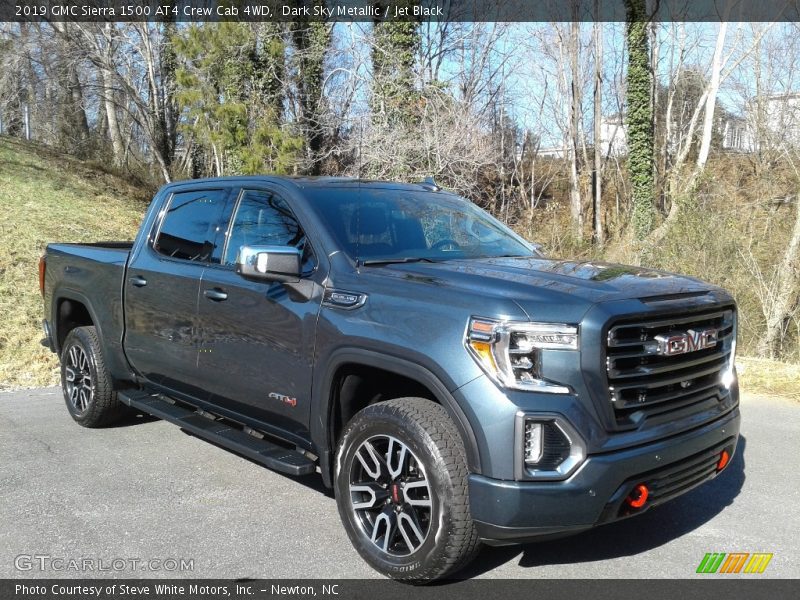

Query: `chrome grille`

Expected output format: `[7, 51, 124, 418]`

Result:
[605, 308, 735, 428]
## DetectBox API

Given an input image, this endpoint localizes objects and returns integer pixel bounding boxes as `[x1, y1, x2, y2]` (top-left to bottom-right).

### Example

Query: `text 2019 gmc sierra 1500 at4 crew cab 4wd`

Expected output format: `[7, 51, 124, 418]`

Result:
[40, 177, 740, 581]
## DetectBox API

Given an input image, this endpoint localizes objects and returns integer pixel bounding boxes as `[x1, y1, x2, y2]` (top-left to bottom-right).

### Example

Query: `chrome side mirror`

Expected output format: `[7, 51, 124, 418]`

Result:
[236, 245, 302, 283]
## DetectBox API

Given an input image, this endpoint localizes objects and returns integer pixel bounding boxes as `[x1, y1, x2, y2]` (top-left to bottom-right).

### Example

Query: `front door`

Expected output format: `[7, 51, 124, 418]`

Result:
[196, 187, 323, 442]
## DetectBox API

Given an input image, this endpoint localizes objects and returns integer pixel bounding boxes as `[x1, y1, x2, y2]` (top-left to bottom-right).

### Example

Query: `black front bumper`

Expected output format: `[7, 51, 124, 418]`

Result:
[469, 408, 740, 544]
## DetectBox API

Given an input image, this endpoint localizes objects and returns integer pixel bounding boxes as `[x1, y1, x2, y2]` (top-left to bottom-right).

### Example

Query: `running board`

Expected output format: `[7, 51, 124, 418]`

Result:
[118, 390, 316, 476]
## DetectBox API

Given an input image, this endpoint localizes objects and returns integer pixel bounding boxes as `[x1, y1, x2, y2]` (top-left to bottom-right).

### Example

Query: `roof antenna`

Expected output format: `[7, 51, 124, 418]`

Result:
[358, 115, 364, 179]
[418, 176, 441, 191]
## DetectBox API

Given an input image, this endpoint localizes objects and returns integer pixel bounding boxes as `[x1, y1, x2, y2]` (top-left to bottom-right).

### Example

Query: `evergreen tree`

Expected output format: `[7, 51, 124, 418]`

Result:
[174, 23, 302, 177]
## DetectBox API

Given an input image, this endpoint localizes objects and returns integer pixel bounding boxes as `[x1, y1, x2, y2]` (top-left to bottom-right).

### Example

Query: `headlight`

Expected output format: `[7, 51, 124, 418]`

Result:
[466, 317, 578, 393]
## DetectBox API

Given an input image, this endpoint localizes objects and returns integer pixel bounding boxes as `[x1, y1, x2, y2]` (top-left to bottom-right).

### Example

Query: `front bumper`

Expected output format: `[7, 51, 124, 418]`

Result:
[470, 407, 740, 544]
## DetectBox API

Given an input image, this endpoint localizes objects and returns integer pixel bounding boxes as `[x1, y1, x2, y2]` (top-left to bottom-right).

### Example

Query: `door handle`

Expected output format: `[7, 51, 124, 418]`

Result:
[129, 275, 147, 287]
[204, 288, 228, 302]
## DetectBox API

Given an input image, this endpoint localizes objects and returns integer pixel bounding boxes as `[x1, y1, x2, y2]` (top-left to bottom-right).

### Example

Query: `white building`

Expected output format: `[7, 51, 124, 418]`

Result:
[599, 114, 627, 157]
[742, 92, 800, 152]
[721, 116, 755, 152]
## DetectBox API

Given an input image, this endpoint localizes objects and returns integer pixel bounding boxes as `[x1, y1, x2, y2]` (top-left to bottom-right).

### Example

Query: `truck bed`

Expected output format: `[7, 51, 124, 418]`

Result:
[43, 241, 132, 373]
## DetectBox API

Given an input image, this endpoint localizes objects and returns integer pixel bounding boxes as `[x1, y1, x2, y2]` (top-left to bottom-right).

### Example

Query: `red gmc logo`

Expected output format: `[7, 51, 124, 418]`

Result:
[655, 328, 719, 356]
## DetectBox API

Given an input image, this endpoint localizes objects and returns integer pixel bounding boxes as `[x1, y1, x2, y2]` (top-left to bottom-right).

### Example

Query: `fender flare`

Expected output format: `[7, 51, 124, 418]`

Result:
[312, 348, 482, 487]
[50, 288, 130, 383]
[51, 288, 103, 353]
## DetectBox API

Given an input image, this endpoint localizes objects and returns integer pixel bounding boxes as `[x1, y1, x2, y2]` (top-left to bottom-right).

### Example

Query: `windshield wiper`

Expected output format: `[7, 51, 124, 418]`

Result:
[360, 257, 440, 266]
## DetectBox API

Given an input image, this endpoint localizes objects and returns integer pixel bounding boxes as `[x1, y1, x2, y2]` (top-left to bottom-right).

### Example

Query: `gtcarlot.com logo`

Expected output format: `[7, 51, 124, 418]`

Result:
[14, 554, 194, 573]
[696, 552, 773, 574]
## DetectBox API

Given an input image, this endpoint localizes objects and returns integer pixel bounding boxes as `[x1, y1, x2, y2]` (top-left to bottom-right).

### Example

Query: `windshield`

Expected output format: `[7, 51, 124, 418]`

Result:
[305, 186, 535, 263]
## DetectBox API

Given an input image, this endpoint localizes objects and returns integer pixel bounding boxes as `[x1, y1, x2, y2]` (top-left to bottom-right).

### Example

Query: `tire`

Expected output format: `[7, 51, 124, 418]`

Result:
[334, 398, 480, 582]
[60, 326, 124, 427]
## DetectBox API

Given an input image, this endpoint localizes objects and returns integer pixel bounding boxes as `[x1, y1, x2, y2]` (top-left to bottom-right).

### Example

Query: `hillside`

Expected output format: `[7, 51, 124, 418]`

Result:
[0, 137, 796, 399]
[0, 137, 147, 389]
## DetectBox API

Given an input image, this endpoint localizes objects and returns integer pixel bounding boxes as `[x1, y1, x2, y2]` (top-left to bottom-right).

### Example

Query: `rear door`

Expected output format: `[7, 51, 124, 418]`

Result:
[124, 186, 231, 398]
[195, 186, 323, 441]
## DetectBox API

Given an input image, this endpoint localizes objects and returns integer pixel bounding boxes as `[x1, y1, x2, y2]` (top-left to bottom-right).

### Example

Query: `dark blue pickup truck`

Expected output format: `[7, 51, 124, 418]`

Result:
[40, 176, 740, 581]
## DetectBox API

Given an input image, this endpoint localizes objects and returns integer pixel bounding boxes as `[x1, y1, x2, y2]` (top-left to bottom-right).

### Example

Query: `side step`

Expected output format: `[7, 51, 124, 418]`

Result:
[118, 390, 316, 476]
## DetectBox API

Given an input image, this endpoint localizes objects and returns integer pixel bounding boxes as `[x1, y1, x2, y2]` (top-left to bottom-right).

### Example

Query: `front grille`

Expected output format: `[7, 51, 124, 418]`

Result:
[605, 308, 735, 428]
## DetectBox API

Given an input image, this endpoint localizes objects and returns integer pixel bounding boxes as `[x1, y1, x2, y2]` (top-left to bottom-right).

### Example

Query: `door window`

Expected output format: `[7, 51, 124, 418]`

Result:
[154, 189, 228, 263]
[223, 190, 313, 269]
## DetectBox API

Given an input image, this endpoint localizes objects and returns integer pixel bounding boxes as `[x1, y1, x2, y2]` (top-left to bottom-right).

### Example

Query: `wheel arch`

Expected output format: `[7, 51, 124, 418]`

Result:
[50, 288, 131, 386]
[312, 348, 482, 488]
[52, 290, 101, 354]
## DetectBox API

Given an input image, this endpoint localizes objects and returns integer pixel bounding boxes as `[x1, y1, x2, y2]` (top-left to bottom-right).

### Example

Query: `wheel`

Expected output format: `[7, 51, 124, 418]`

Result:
[334, 398, 480, 582]
[60, 326, 124, 427]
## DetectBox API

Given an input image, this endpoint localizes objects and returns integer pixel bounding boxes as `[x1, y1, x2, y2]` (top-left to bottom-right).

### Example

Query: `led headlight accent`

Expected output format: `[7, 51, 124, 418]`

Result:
[514, 413, 586, 480]
[524, 421, 544, 464]
[466, 318, 578, 393]
[722, 338, 737, 389]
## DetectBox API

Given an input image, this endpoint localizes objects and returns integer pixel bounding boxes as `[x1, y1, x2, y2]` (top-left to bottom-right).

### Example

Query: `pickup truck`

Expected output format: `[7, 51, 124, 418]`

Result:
[40, 176, 740, 581]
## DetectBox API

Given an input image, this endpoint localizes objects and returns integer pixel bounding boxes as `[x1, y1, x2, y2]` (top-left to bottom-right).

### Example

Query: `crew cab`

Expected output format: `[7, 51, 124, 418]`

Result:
[40, 177, 740, 581]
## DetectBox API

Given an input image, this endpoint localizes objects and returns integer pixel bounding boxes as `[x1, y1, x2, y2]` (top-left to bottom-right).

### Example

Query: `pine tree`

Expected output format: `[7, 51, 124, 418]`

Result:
[173, 23, 302, 177]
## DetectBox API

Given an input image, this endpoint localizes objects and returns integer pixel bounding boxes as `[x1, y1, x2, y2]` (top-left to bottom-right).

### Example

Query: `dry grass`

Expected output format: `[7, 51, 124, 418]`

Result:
[0, 136, 146, 390]
[737, 357, 800, 402]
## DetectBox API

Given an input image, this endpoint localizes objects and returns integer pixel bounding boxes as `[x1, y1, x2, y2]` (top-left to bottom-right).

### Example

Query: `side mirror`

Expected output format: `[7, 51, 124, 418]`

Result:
[236, 245, 302, 283]
[531, 243, 545, 256]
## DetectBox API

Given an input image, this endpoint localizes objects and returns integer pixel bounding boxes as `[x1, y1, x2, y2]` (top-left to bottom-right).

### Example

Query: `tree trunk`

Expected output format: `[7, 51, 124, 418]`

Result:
[759, 196, 800, 358]
[68, 64, 90, 144]
[102, 70, 125, 167]
[568, 19, 583, 237]
[101, 24, 125, 167]
[593, 16, 604, 245]
[696, 22, 727, 171]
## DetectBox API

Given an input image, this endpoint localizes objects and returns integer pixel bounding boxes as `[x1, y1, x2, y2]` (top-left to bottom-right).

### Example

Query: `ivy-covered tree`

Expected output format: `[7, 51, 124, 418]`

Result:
[174, 23, 302, 177]
[289, 4, 332, 175]
[157, 20, 178, 172]
[625, 0, 655, 239]
[371, 4, 420, 126]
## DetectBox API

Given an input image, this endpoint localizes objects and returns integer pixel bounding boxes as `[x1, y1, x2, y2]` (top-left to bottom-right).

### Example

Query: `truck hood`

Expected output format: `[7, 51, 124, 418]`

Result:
[371, 256, 720, 319]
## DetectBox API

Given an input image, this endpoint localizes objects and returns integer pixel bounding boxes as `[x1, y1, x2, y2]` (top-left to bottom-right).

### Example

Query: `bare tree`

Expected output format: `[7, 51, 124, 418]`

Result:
[593, 16, 604, 245]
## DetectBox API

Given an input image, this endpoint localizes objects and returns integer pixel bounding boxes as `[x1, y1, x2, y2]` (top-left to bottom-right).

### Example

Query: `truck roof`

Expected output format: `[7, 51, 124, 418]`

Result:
[163, 175, 443, 193]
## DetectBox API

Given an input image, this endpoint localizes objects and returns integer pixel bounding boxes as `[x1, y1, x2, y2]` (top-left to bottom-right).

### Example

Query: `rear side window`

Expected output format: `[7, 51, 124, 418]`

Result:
[154, 189, 227, 263]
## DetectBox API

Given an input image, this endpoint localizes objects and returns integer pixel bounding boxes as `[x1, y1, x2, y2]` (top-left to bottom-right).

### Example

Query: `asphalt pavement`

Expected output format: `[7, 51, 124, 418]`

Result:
[1, 387, 797, 579]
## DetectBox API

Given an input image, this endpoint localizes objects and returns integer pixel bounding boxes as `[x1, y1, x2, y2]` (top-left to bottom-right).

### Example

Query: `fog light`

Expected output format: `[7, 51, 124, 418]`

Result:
[524, 422, 543, 464]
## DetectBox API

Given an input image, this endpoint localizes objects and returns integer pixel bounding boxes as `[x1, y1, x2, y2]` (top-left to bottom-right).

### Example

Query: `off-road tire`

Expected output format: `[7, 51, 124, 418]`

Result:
[334, 398, 480, 582]
[60, 326, 124, 427]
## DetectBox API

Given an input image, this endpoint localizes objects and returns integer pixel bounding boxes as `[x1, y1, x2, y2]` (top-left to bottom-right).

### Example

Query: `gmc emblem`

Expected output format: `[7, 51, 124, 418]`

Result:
[655, 328, 719, 356]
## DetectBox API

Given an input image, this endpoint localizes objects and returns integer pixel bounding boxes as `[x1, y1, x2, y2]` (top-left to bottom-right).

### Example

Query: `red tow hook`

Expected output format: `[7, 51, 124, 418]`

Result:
[625, 483, 649, 509]
[717, 450, 731, 471]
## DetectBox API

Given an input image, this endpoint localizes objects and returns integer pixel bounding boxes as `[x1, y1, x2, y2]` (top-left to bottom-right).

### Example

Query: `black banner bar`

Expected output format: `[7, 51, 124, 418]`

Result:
[3, 0, 800, 23]
[2, 579, 797, 600]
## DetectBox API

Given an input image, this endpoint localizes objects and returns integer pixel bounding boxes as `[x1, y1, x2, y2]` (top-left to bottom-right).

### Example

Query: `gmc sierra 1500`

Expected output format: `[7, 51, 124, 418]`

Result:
[40, 176, 740, 581]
